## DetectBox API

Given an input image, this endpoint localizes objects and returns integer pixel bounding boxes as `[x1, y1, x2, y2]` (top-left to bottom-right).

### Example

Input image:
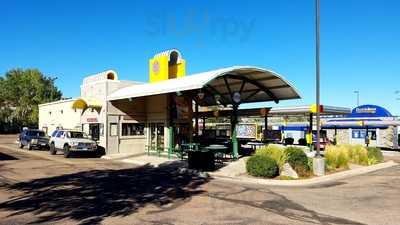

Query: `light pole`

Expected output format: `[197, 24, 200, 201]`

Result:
[313, 0, 325, 176]
[315, 0, 321, 157]
[354, 90, 360, 106]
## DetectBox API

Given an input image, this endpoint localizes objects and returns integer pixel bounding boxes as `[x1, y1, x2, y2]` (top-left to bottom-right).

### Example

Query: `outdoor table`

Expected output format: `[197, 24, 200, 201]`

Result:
[181, 143, 200, 151]
[247, 142, 265, 151]
[205, 145, 228, 153]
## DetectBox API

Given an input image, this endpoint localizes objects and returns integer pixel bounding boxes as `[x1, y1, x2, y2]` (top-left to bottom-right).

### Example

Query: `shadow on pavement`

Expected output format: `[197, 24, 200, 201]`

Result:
[0, 161, 209, 225]
[209, 185, 365, 225]
[0, 152, 18, 161]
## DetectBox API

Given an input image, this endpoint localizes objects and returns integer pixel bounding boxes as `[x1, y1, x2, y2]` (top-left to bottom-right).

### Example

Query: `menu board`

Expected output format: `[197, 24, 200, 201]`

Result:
[173, 95, 192, 121]
[236, 124, 257, 139]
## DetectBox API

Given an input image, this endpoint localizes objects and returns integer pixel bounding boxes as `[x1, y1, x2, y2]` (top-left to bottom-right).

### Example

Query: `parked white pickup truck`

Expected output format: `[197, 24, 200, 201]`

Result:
[49, 130, 98, 158]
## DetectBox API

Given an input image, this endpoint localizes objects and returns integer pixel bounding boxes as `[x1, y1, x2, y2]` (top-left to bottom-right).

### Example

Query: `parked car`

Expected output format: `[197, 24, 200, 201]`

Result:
[18, 129, 49, 150]
[49, 130, 98, 158]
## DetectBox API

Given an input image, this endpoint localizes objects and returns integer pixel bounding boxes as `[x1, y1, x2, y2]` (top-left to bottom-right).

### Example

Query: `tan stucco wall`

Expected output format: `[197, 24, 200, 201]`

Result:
[108, 98, 146, 121]
[119, 137, 147, 155]
[39, 99, 82, 136]
[106, 94, 169, 155]
[146, 94, 168, 121]
[379, 127, 396, 148]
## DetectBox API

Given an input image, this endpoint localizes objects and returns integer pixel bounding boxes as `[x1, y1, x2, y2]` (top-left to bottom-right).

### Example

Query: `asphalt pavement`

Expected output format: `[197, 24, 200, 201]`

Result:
[0, 134, 399, 225]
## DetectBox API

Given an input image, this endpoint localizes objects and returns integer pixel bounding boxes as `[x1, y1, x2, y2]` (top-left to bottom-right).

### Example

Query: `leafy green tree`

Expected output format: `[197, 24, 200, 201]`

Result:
[0, 68, 62, 132]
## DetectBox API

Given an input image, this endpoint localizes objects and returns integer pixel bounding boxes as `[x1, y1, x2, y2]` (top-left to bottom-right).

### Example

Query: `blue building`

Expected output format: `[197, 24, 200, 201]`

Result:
[273, 105, 399, 149]
[324, 105, 399, 149]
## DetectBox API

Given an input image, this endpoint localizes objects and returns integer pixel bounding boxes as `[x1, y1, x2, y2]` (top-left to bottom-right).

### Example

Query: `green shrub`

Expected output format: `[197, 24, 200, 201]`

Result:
[325, 145, 383, 170]
[256, 144, 287, 169]
[285, 147, 310, 175]
[368, 157, 378, 166]
[367, 147, 383, 164]
[246, 155, 279, 178]
[325, 145, 350, 171]
[346, 144, 368, 166]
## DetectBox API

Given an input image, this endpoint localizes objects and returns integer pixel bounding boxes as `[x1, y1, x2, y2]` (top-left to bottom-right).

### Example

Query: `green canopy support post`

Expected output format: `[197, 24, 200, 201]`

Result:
[167, 93, 174, 159]
[195, 101, 199, 137]
[232, 104, 239, 159]
[168, 127, 174, 159]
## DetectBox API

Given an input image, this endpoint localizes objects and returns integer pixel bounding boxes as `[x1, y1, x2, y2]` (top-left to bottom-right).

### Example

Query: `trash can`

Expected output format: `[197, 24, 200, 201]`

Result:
[188, 150, 215, 171]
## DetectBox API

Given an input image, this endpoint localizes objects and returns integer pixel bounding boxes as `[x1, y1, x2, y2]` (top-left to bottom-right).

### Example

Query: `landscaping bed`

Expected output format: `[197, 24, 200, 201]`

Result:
[245, 144, 385, 180]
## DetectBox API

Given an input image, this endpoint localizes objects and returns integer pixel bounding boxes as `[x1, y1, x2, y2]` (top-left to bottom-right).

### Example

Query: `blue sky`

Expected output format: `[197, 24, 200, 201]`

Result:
[1, 0, 399, 115]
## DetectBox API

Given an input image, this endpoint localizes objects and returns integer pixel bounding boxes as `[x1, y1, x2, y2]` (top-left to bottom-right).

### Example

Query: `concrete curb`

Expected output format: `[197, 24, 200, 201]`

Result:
[101, 153, 145, 161]
[211, 160, 398, 187]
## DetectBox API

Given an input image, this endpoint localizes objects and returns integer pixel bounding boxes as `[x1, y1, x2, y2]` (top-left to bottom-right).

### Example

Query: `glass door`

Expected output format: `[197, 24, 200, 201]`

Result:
[149, 123, 165, 151]
[156, 123, 164, 150]
[89, 123, 100, 141]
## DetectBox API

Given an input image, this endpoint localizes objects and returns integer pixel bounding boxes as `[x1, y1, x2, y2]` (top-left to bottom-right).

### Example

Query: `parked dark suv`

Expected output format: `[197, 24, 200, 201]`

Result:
[18, 129, 49, 150]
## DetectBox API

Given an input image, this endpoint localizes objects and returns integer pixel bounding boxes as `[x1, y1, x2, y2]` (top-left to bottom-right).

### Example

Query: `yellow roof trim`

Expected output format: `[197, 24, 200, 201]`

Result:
[72, 98, 102, 110]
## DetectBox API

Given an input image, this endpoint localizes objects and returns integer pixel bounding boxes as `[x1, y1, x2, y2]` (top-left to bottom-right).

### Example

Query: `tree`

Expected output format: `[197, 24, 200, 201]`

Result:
[0, 68, 62, 132]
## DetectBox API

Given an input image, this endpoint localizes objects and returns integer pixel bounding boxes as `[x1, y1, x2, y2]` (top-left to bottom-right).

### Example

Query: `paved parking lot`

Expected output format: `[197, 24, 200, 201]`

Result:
[0, 134, 399, 225]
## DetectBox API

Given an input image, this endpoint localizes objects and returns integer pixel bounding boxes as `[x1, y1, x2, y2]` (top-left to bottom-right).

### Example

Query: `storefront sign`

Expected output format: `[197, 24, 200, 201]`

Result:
[350, 105, 392, 118]
[152, 60, 160, 74]
[356, 107, 376, 114]
[87, 118, 98, 123]
[173, 95, 192, 121]
[236, 124, 257, 139]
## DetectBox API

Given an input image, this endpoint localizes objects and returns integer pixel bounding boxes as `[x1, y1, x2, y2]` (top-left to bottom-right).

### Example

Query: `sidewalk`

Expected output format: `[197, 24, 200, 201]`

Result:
[102, 152, 399, 187]
[102, 153, 187, 167]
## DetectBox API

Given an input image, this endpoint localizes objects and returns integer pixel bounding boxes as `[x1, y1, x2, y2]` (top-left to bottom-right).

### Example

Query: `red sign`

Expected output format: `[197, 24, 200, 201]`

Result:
[87, 118, 98, 123]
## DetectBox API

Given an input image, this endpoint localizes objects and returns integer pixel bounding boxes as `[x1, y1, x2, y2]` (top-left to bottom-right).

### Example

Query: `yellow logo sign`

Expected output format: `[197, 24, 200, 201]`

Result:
[149, 49, 186, 83]
[152, 60, 160, 75]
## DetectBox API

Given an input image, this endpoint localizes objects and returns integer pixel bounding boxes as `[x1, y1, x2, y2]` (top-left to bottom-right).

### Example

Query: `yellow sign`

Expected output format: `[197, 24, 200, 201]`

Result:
[310, 104, 324, 113]
[149, 49, 186, 83]
[306, 133, 312, 144]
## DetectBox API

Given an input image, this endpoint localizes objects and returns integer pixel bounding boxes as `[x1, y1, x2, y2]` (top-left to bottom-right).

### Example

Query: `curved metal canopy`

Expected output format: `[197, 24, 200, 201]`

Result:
[107, 66, 301, 106]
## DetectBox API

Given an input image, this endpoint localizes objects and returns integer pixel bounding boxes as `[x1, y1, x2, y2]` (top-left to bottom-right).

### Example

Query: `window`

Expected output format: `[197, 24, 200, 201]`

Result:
[122, 123, 145, 136]
[56, 131, 64, 137]
[100, 123, 104, 136]
[110, 123, 118, 136]
[42, 127, 48, 135]
[51, 130, 58, 137]
[368, 131, 377, 140]
[352, 129, 377, 140]
[27, 130, 45, 137]
[67, 131, 84, 138]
